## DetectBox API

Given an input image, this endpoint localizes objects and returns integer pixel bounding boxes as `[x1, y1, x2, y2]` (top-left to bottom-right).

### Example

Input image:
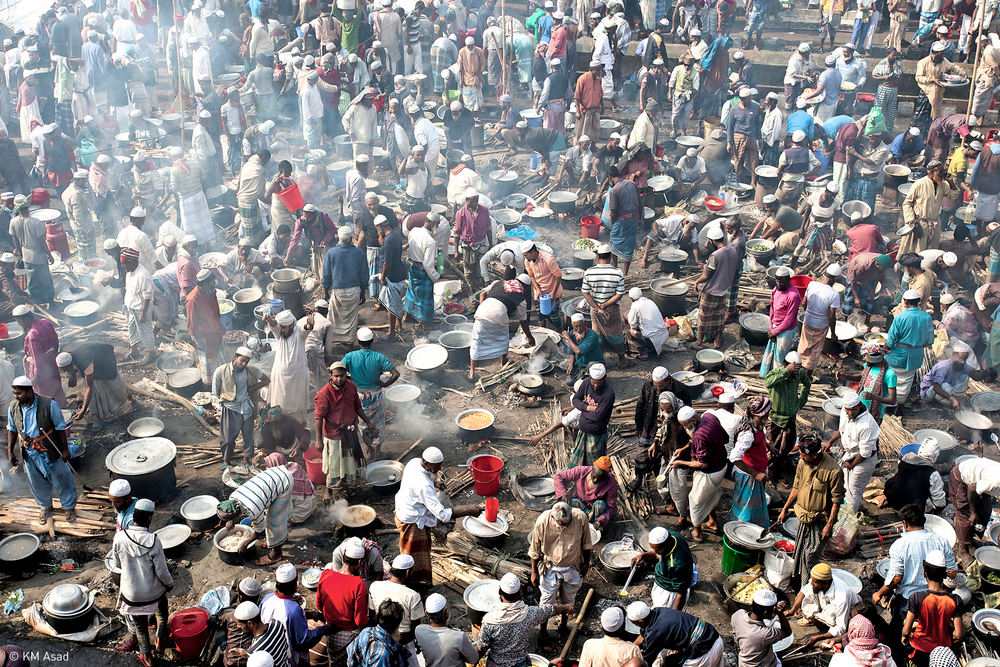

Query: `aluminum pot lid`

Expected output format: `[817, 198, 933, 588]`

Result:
[549, 191, 578, 203]
[65, 300, 100, 317]
[464, 579, 501, 611]
[972, 391, 1000, 412]
[43, 583, 89, 617]
[658, 248, 688, 262]
[956, 409, 994, 431]
[181, 495, 220, 521]
[155, 524, 192, 550]
[739, 313, 770, 332]
[463, 513, 509, 538]
[975, 545, 1000, 570]
[169, 367, 202, 387]
[105, 437, 177, 476]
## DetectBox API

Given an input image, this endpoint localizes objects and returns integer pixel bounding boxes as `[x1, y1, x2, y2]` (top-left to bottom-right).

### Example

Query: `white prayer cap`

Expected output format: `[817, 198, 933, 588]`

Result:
[465, 187, 479, 199]
[239, 577, 261, 596]
[425, 593, 448, 614]
[499, 573, 521, 594]
[659, 18, 669, 26]
[275, 563, 297, 583]
[199, 109, 212, 119]
[785, 351, 801, 363]
[516, 273, 531, 286]
[678, 406, 697, 422]
[798, 42, 811, 52]
[422, 446, 444, 463]
[465, 36, 475, 45]
[739, 88, 751, 98]
[931, 41, 947, 52]
[940, 292, 955, 305]
[260, 120, 275, 132]
[690, 28, 701, 36]
[315, 300, 329, 309]
[234, 601, 260, 621]
[589, 363, 607, 379]
[373, 40, 383, 48]
[796, 98, 808, 109]
[953, 340, 972, 354]
[129, 109, 144, 118]
[450, 101, 462, 111]
[73, 169, 88, 179]
[609, 132, 621, 140]
[627, 601, 651, 621]
[629, 287, 642, 299]
[791, 130, 806, 143]
[357, 328, 374, 342]
[767, 92, 779, 100]
[551, 57, 561, 66]
[135, 498, 155, 511]
[181, 234, 198, 244]
[942, 251, 958, 266]
[686, 147, 698, 157]
[918, 437, 940, 463]
[347, 54, 358, 63]
[971, 141, 984, 150]
[11, 376, 31, 388]
[392, 554, 415, 570]
[247, 652, 274, 667]
[383, 0, 393, 5]
[774, 267, 791, 278]
[597, 243, 612, 254]
[499, 250, 515, 265]
[233, 346, 253, 359]
[842, 390, 861, 408]
[903, 289, 921, 301]
[275, 310, 296, 326]
[652, 366, 669, 381]
[109, 479, 131, 497]
[601, 607, 625, 632]
[103, 239, 118, 250]
[763, 194, 778, 205]
[344, 537, 366, 559]
[304, 55, 315, 66]
[130, 206, 146, 218]
[520, 240, 537, 253]
[719, 393, 736, 405]
[653, 58, 664, 66]
[936, 26, 948, 33]
[356, 154, 370, 163]
[648, 526, 669, 545]
[753, 589, 778, 606]
[826, 263, 842, 277]
[734, 51, 745, 60]
[925, 550, 947, 568]
[169, 146, 183, 158]
[11, 305, 29, 317]
[238, 238, 253, 247]
[844, 42, 856, 50]
[826, 182, 841, 193]
[571, 313, 586, 323]
[849, 211, 863, 222]
[825, 54, 837, 65]
[590, 13, 601, 19]
[707, 227, 725, 240]
[338, 227, 354, 242]
[196, 268, 212, 282]
[658, 392, 674, 404]
[908, 127, 921, 136]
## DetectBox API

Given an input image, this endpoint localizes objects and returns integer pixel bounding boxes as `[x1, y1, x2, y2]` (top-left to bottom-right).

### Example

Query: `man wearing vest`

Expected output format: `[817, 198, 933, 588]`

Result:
[538, 58, 571, 136]
[212, 347, 270, 468]
[7, 375, 76, 523]
[775, 130, 821, 205]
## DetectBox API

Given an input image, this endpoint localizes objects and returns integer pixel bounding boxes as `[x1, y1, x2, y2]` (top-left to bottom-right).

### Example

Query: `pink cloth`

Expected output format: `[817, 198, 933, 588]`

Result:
[453, 204, 491, 245]
[24, 319, 68, 408]
[846, 224, 884, 258]
[552, 465, 619, 525]
[177, 254, 200, 297]
[844, 616, 894, 667]
[940, 303, 980, 345]
[769, 285, 801, 335]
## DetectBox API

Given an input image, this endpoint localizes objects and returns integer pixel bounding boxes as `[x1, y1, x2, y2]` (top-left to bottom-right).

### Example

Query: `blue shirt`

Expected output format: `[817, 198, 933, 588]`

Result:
[919, 359, 971, 393]
[347, 625, 410, 667]
[538, 14, 554, 42]
[818, 68, 842, 105]
[321, 244, 369, 291]
[890, 133, 924, 159]
[969, 143, 1000, 183]
[7, 396, 68, 437]
[885, 529, 957, 599]
[117, 500, 136, 532]
[885, 307, 934, 371]
[821, 115, 854, 145]
[786, 110, 815, 140]
[247, 0, 264, 18]
[342, 349, 395, 390]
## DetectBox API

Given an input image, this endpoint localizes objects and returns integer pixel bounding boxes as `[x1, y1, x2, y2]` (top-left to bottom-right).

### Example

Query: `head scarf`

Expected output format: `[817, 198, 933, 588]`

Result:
[217, 499, 241, 520]
[262, 405, 282, 423]
[928, 648, 960, 667]
[534, 41, 548, 58]
[845, 616, 893, 667]
[736, 396, 771, 439]
[593, 456, 612, 471]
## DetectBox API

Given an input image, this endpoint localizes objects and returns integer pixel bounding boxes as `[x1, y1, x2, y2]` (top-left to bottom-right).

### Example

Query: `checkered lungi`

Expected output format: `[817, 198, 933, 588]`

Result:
[912, 91, 932, 134]
[538, 565, 582, 607]
[462, 85, 483, 111]
[844, 176, 879, 210]
[875, 85, 898, 133]
[322, 629, 360, 667]
[759, 328, 796, 377]
[697, 292, 727, 339]
[797, 324, 828, 371]
[570, 430, 607, 467]
[179, 191, 215, 243]
[590, 300, 625, 353]
[405, 264, 435, 323]
[380, 278, 406, 318]
[843, 277, 876, 314]
[793, 519, 829, 588]
[732, 468, 768, 527]
[726, 263, 744, 315]
[732, 133, 760, 176]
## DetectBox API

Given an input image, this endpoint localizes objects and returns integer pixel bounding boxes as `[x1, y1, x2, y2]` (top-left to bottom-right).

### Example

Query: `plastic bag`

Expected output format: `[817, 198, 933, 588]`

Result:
[824, 506, 860, 557]
[196, 586, 231, 617]
[764, 548, 794, 589]
[865, 108, 887, 135]
[674, 316, 695, 341]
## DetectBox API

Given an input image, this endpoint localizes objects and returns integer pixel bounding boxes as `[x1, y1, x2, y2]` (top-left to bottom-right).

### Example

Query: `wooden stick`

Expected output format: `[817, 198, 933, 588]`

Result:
[441, 387, 473, 398]
[129, 380, 220, 436]
[558, 588, 595, 661]
[394, 437, 425, 462]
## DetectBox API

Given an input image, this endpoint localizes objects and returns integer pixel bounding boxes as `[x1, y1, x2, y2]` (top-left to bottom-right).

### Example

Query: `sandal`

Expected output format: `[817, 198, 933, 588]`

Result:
[255, 555, 283, 566]
[115, 637, 138, 653]
[37, 509, 51, 524]
[64, 509, 77, 522]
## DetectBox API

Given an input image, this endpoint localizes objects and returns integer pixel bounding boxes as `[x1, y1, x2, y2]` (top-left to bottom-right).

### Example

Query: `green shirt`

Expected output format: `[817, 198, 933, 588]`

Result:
[342, 349, 395, 391]
[332, 7, 362, 54]
[764, 366, 812, 428]
[653, 529, 694, 592]
[572, 328, 604, 371]
[526, 8, 545, 40]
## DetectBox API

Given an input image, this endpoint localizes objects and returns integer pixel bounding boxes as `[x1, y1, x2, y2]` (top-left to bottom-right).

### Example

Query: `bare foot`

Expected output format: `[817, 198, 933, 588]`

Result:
[64, 509, 77, 522]
[691, 342, 707, 350]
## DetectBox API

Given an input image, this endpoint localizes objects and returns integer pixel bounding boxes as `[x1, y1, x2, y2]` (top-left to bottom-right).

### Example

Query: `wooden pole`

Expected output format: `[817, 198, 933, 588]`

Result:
[965, 6, 987, 120]
[557, 588, 595, 662]
[501, 0, 507, 96]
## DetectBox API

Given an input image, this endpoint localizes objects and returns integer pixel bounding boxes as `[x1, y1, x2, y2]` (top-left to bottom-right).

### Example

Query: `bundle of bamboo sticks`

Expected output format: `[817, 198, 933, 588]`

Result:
[444, 533, 531, 580]
[857, 521, 905, 558]
[610, 455, 653, 518]
[0, 499, 113, 537]
[878, 417, 913, 460]
[177, 444, 224, 469]
[475, 360, 521, 392]
[430, 552, 488, 594]
[445, 469, 475, 496]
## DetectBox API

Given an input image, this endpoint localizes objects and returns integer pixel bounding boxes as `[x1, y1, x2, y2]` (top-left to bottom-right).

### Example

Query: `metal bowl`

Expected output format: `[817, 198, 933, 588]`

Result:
[515, 373, 544, 396]
[362, 461, 405, 495]
[302, 567, 323, 590]
[156, 351, 194, 375]
[456, 409, 496, 433]
[127, 417, 164, 438]
[42, 583, 90, 617]
[912, 429, 957, 451]
[385, 384, 421, 407]
[155, 524, 192, 551]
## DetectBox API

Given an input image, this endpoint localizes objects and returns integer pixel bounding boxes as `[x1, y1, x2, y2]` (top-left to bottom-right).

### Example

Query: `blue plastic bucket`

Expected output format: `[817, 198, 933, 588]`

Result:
[219, 299, 235, 331]
[530, 153, 541, 169]
[269, 298, 284, 314]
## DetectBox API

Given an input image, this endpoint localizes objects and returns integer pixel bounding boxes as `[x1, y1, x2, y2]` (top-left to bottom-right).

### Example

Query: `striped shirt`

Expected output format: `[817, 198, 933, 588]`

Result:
[169, 160, 205, 198]
[581, 264, 625, 303]
[231, 466, 293, 523]
[871, 57, 902, 80]
[249, 620, 290, 667]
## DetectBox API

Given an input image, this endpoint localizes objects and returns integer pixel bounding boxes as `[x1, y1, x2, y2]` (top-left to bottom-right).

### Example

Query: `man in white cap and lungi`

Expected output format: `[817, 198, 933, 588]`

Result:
[625, 287, 671, 358]
[56, 343, 133, 426]
[416, 593, 479, 667]
[759, 267, 802, 377]
[796, 263, 842, 372]
[217, 462, 298, 566]
[300, 70, 324, 150]
[884, 289, 934, 407]
[343, 327, 399, 460]
[314, 361, 378, 498]
[457, 36, 486, 111]
[629, 525, 695, 609]
[300, 301, 333, 391]
[582, 243, 629, 367]
[169, 145, 215, 243]
[322, 226, 369, 346]
[263, 309, 312, 427]
[62, 169, 97, 260]
[453, 188, 493, 292]
[109, 478, 136, 532]
[578, 606, 642, 667]
[8, 375, 75, 523]
[232, 604, 286, 667]
[825, 390, 880, 513]
[570, 363, 615, 466]
[693, 227, 737, 351]
[764, 351, 811, 478]
[395, 447, 482, 588]
[446, 154, 483, 209]
[219, 578, 264, 665]
[117, 206, 156, 275]
[370, 554, 423, 667]
[212, 347, 270, 468]
[121, 247, 157, 364]
[469, 273, 535, 382]
[528, 500, 592, 644]
[479, 573, 574, 665]
[731, 588, 791, 667]
[628, 600, 724, 667]
[185, 269, 225, 384]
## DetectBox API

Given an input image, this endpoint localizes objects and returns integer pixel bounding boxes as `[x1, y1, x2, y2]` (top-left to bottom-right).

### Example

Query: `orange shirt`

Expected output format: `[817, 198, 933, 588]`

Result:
[526, 251, 563, 300]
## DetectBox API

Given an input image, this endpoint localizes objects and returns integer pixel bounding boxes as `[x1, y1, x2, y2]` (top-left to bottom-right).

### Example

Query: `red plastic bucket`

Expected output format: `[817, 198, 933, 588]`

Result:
[303, 447, 325, 485]
[789, 275, 812, 299]
[276, 182, 305, 212]
[581, 216, 601, 240]
[470, 455, 503, 497]
[774, 540, 795, 553]
[31, 188, 49, 208]
[485, 497, 499, 522]
[169, 608, 210, 659]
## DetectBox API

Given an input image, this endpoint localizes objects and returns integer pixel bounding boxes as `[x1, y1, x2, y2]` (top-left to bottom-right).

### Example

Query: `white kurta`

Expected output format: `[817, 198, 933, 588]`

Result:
[266, 322, 311, 416]
[192, 47, 213, 94]
[626, 297, 671, 354]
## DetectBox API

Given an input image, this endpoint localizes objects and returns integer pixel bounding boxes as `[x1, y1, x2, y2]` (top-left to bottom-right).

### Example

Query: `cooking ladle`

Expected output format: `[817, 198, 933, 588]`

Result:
[757, 519, 782, 541]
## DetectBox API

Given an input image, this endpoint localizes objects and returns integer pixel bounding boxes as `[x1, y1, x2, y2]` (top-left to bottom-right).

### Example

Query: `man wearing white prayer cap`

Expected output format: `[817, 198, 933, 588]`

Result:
[219, 579, 263, 663]
[885, 286, 934, 404]
[108, 478, 136, 532]
[918, 340, 986, 409]
[583, 243, 630, 368]
[795, 260, 842, 372]
[567, 361, 615, 467]
[884, 437, 947, 512]
[328, 536, 384, 584]
[673, 405, 730, 541]
[261, 307, 311, 427]
[762, 350, 809, 476]
[479, 572, 574, 661]
[342, 323, 400, 460]
[553, 131, 594, 189]
[56, 339, 132, 426]
[315, 537, 370, 655]
[395, 447, 482, 588]
[257, 562, 325, 665]
[631, 365, 693, 494]
[825, 390, 880, 513]
[625, 284, 672, 358]
[322, 223, 368, 350]
[468, 262, 535, 381]
[629, 525, 696, 609]
[368, 553, 423, 660]
[212, 341, 270, 467]
[246, 651, 274, 667]
[693, 221, 738, 350]
[453, 186, 491, 292]
[627, 597, 724, 667]
[186, 267, 225, 386]
[578, 605, 641, 666]
[417, 591, 479, 667]
[315, 361, 378, 495]
[731, 586, 790, 667]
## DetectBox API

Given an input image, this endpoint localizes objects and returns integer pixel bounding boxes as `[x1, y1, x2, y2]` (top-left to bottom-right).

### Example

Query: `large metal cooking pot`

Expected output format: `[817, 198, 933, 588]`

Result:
[105, 437, 178, 502]
[361, 461, 405, 496]
[0, 533, 40, 574]
[167, 367, 203, 398]
[406, 343, 448, 382]
[456, 409, 496, 443]
[271, 268, 302, 294]
[494, 208, 522, 230]
[658, 248, 688, 275]
[598, 541, 643, 584]
[181, 495, 221, 532]
[822, 398, 843, 431]
[739, 313, 770, 347]
[516, 374, 544, 396]
[214, 525, 255, 565]
[340, 504, 378, 536]
[464, 579, 501, 625]
[438, 330, 473, 365]
[883, 164, 911, 189]
[233, 287, 263, 316]
[755, 165, 780, 188]
[695, 348, 725, 372]
[650, 277, 689, 317]
[463, 514, 509, 548]
[561, 267, 584, 291]
[42, 584, 96, 634]
[488, 170, 519, 199]
[573, 250, 596, 269]
[548, 191, 578, 214]
[64, 300, 100, 327]
[954, 410, 995, 442]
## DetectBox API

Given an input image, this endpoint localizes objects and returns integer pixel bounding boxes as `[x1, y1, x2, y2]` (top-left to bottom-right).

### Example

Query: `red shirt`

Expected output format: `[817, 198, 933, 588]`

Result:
[833, 121, 859, 164]
[906, 589, 962, 653]
[314, 379, 362, 439]
[316, 570, 368, 630]
[846, 224, 883, 258]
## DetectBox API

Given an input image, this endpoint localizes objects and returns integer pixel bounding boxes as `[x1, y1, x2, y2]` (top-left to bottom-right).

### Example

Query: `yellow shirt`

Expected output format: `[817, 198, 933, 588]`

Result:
[948, 147, 969, 179]
[822, 0, 845, 16]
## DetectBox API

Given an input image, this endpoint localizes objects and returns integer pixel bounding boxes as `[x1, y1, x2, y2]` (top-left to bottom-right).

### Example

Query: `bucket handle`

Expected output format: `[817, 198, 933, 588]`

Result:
[472, 462, 504, 485]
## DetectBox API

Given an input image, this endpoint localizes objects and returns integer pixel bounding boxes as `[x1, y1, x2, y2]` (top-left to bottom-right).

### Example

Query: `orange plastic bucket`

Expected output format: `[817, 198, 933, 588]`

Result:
[303, 447, 325, 485]
[581, 216, 601, 239]
[276, 182, 305, 212]
[789, 275, 812, 299]
[169, 608, 209, 659]
[470, 455, 503, 497]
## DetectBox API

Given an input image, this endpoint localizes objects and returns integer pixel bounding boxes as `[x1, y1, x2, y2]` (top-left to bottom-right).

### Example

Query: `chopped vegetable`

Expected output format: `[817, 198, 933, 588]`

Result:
[750, 244, 771, 252]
